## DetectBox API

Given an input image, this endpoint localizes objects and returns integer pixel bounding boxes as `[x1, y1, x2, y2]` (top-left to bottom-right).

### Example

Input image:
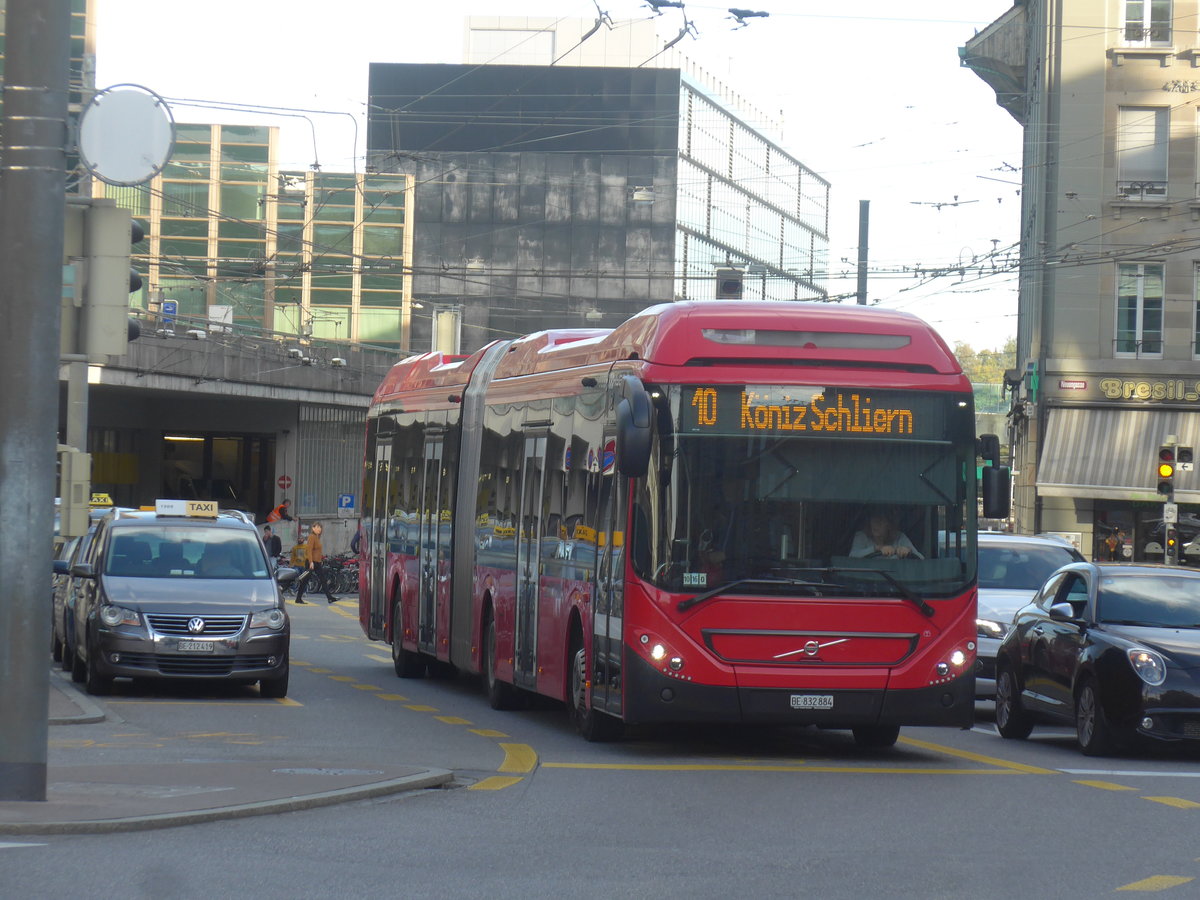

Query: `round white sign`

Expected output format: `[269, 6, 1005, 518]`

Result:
[78, 84, 175, 186]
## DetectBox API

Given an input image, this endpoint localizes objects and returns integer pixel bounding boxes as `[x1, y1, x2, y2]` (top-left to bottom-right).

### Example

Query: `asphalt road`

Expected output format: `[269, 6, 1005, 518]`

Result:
[6, 599, 1200, 898]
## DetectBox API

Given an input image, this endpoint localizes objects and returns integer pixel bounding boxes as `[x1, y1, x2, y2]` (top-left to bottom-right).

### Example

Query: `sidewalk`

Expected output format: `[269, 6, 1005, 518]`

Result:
[0, 672, 452, 835]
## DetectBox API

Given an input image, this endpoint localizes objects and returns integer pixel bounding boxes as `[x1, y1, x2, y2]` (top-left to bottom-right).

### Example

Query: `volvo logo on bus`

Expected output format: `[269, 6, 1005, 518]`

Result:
[774, 638, 848, 660]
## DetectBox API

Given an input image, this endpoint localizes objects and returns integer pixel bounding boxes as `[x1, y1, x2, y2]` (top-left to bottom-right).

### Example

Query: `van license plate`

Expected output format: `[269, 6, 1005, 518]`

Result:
[790, 694, 834, 710]
[177, 640, 214, 652]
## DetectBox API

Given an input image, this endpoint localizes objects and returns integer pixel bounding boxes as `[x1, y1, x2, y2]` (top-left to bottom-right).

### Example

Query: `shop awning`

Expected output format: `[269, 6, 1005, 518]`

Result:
[1037, 407, 1200, 502]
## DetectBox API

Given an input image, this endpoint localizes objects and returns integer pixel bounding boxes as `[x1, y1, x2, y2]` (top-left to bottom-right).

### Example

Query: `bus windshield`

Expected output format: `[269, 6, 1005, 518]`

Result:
[632, 384, 977, 598]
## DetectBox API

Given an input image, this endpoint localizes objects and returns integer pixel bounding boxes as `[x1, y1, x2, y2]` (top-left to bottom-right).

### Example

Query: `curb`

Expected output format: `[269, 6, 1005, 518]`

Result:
[0, 768, 455, 835]
[48, 670, 106, 726]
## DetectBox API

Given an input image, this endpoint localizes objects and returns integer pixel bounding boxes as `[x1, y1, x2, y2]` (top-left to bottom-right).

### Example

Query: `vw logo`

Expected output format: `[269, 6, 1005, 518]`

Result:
[187, 617, 206, 634]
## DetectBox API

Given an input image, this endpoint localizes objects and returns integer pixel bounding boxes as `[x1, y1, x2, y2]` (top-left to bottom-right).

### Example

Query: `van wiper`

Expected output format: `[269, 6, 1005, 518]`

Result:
[677, 578, 831, 613]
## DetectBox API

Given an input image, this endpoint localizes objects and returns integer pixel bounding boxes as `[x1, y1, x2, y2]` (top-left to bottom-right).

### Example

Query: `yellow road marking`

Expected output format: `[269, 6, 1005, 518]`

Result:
[897, 736, 1058, 774]
[319, 634, 358, 642]
[274, 697, 302, 707]
[291, 660, 311, 666]
[435, 716, 471, 725]
[498, 743, 538, 774]
[404, 704, 438, 712]
[1143, 796, 1200, 810]
[469, 776, 524, 791]
[374, 693, 409, 701]
[540, 762, 1021, 774]
[309, 668, 332, 674]
[1117, 875, 1194, 891]
[366, 654, 391, 663]
[352, 684, 383, 691]
[1074, 780, 1136, 791]
[329, 675, 356, 682]
[470, 729, 508, 738]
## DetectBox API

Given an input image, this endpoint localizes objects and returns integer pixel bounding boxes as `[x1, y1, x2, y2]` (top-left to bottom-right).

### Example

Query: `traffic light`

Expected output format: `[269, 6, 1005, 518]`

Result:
[1179, 446, 1194, 470]
[1166, 525, 1180, 565]
[1157, 445, 1176, 497]
[715, 267, 744, 300]
[64, 198, 143, 362]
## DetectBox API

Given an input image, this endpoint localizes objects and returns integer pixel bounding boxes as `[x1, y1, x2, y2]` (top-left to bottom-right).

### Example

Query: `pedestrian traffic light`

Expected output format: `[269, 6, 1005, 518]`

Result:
[1158, 445, 1176, 497]
[715, 267, 744, 300]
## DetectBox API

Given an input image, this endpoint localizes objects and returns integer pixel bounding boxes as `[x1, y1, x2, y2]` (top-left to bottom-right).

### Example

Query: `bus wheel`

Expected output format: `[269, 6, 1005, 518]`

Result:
[570, 645, 622, 742]
[483, 612, 520, 710]
[851, 724, 899, 749]
[391, 599, 426, 679]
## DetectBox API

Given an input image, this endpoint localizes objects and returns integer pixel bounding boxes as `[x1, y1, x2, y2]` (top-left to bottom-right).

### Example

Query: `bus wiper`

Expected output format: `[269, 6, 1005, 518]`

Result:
[821, 566, 935, 618]
[677, 578, 828, 613]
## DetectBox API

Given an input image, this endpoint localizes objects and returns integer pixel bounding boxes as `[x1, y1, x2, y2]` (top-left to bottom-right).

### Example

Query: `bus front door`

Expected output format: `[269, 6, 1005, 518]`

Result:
[514, 434, 547, 690]
[590, 457, 625, 715]
[367, 434, 393, 640]
[416, 433, 448, 656]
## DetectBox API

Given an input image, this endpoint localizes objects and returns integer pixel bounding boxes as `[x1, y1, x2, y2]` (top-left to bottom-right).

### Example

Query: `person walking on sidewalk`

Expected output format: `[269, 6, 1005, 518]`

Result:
[295, 522, 337, 604]
[262, 524, 282, 559]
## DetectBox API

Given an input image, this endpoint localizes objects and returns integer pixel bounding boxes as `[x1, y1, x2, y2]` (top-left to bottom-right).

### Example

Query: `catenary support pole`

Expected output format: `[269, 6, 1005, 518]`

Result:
[0, 0, 71, 801]
[856, 199, 869, 305]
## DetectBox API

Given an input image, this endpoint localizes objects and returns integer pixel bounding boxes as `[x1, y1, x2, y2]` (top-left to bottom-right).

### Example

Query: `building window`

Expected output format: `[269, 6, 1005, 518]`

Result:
[1118, 107, 1168, 198]
[1124, 0, 1172, 46]
[1116, 263, 1164, 357]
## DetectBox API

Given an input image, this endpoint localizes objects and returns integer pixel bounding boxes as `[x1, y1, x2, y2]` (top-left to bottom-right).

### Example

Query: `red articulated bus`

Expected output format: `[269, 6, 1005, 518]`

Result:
[359, 301, 1008, 745]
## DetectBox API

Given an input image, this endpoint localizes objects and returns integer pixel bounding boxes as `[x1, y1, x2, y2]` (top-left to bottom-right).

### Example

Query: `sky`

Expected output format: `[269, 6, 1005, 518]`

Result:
[94, 0, 1022, 351]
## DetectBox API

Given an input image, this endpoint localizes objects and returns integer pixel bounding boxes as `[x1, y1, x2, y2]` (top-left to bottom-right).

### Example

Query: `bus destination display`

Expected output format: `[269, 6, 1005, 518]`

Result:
[681, 385, 945, 439]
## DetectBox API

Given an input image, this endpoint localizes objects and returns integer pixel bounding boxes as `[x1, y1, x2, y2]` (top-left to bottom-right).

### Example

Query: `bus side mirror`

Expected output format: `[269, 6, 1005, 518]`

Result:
[616, 375, 652, 477]
[978, 433, 1001, 465]
[982, 465, 1011, 519]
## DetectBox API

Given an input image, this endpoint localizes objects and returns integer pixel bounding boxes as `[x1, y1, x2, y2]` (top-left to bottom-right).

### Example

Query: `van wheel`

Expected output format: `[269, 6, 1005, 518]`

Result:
[391, 599, 426, 678]
[70, 644, 86, 683]
[84, 642, 112, 696]
[51, 631, 63, 663]
[260, 659, 290, 699]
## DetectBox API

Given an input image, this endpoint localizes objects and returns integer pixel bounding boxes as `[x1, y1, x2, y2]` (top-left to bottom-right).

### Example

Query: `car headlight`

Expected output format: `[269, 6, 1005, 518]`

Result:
[976, 618, 1008, 640]
[99, 604, 141, 627]
[1127, 647, 1167, 686]
[250, 608, 287, 630]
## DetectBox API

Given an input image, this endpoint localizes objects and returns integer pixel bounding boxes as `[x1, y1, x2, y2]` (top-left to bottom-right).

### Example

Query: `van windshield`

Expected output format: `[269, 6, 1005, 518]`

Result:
[105, 526, 269, 579]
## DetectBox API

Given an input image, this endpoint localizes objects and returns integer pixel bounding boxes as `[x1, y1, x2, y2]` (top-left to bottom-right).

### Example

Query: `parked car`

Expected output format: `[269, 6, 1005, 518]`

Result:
[974, 532, 1084, 698]
[994, 562, 1200, 755]
[65, 500, 296, 697]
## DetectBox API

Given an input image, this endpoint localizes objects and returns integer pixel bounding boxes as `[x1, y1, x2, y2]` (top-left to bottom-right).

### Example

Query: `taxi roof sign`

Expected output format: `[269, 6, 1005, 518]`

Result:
[89, 492, 113, 507]
[155, 499, 220, 518]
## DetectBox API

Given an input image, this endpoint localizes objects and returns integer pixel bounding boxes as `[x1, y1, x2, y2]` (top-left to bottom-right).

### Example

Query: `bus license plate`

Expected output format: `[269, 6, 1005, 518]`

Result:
[790, 694, 834, 710]
[177, 640, 214, 652]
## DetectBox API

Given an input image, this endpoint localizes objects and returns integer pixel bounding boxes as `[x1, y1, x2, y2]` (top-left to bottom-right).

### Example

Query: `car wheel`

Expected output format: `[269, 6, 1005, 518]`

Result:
[1076, 678, 1124, 756]
[995, 665, 1034, 740]
[852, 725, 901, 749]
[61, 633, 75, 672]
[51, 629, 63, 663]
[70, 643, 86, 684]
[83, 641, 112, 696]
[391, 598, 426, 678]
[569, 642, 622, 742]
[482, 611, 520, 710]
[260, 659, 289, 699]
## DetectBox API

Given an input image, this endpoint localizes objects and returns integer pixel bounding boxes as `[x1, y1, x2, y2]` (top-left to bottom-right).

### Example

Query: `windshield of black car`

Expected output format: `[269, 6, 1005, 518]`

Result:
[631, 385, 975, 598]
[978, 542, 1082, 591]
[104, 525, 270, 579]
[1097, 574, 1200, 627]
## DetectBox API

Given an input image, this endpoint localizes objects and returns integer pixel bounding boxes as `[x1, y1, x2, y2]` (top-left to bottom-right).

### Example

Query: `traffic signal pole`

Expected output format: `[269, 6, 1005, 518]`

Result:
[0, 0, 71, 801]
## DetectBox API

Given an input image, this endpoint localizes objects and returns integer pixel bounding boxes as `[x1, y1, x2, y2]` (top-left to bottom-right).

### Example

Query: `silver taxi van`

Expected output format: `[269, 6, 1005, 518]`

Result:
[68, 500, 294, 697]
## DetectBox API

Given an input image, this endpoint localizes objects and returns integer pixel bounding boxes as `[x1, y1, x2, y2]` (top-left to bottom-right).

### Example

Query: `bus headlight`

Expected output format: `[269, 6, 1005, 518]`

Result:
[650, 643, 667, 661]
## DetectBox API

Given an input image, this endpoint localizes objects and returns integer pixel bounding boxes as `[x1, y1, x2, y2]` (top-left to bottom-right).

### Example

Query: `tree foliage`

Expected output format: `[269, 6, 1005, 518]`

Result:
[953, 337, 1016, 384]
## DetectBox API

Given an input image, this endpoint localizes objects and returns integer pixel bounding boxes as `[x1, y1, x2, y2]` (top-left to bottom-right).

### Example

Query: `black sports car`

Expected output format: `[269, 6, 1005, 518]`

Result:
[994, 562, 1200, 756]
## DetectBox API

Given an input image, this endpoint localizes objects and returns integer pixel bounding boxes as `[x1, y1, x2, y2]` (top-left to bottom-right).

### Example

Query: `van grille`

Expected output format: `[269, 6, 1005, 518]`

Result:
[146, 614, 246, 637]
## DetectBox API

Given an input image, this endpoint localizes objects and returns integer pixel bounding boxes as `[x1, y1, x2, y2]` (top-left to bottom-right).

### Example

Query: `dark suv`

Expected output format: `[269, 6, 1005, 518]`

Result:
[67, 502, 294, 697]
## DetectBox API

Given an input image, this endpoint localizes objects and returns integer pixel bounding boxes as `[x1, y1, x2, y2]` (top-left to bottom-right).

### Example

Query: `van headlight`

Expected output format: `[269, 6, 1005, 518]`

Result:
[250, 608, 287, 630]
[100, 604, 141, 628]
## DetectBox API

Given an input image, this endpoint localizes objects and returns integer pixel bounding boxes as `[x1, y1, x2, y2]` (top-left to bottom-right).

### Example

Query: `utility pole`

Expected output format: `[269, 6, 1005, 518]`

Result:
[856, 200, 869, 305]
[0, 0, 71, 801]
